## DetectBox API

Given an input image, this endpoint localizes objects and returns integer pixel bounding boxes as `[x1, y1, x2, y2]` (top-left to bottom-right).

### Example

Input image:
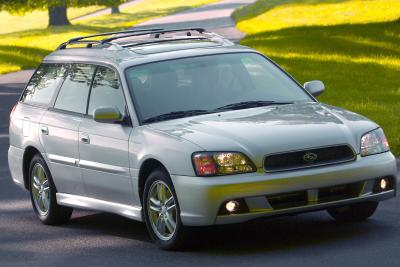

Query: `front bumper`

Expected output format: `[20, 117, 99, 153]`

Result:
[171, 152, 398, 226]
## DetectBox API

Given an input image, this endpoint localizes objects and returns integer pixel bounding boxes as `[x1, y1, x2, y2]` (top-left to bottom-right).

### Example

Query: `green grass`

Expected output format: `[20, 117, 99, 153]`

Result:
[233, 0, 400, 156]
[0, 6, 104, 35]
[0, 0, 218, 74]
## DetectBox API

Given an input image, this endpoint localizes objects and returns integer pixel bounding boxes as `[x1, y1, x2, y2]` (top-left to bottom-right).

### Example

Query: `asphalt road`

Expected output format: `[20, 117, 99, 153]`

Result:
[0, 78, 400, 266]
[133, 0, 257, 42]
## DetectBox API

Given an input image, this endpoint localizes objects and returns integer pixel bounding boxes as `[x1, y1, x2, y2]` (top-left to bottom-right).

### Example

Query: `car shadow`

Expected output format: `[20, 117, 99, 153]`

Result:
[186, 214, 381, 254]
[64, 210, 391, 254]
[67, 211, 150, 243]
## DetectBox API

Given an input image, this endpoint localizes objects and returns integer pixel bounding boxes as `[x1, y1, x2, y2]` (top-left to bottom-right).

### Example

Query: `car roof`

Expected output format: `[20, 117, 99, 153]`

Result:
[43, 28, 257, 70]
[44, 42, 254, 69]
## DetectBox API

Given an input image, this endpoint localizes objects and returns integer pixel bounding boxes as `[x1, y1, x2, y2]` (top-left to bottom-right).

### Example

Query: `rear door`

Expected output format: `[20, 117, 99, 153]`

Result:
[15, 64, 65, 187]
[78, 65, 133, 205]
[40, 64, 95, 195]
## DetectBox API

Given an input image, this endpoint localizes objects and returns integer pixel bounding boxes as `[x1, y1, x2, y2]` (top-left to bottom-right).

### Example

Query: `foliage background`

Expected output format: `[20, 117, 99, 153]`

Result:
[0, 0, 218, 73]
[233, 0, 400, 155]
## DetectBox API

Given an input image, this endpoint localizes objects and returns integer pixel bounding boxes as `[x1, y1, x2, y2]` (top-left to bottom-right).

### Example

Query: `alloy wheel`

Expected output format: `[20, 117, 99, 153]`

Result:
[31, 163, 50, 216]
[147, 180, 177, 240]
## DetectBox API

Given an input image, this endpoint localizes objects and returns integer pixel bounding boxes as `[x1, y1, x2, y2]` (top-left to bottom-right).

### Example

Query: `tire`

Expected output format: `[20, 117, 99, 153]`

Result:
[327, 202, 379, 223]
[29, 154, 73, 225]
[143, 168, 186, 250]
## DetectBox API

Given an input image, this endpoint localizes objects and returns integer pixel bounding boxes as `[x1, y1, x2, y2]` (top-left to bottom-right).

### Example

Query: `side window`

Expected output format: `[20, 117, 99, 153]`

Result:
[88, 66, 125, 116]
[21, 64, 66, 105]
[54, 64, 95, 114]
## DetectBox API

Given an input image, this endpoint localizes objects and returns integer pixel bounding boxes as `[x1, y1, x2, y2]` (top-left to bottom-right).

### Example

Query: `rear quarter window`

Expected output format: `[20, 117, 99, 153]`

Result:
[21, 64, 66, 106]
[54, 64, 96, 114]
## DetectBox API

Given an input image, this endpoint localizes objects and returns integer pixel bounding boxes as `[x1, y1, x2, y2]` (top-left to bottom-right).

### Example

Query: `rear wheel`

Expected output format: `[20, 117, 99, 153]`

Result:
[143, 168, 186, 250]
[29, 154, 73, 225]
[327, 202, 378, 222]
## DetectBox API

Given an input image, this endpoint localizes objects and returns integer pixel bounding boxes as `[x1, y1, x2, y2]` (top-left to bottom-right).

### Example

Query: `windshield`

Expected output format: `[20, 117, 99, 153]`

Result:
[126, 52, 313, 122]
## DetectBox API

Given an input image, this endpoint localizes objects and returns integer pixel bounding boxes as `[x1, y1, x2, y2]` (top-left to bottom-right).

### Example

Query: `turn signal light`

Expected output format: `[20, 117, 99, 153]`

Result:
[192, 153, 217, 176]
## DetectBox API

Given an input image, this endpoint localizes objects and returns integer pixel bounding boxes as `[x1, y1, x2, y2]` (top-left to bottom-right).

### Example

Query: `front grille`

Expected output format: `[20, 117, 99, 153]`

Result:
[264, 145, 355, 172]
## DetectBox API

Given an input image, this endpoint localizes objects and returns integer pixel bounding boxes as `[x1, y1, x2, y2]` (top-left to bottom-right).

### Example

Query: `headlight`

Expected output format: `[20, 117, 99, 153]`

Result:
[360, 128, 390, 156]
[192, 152, 256, 176]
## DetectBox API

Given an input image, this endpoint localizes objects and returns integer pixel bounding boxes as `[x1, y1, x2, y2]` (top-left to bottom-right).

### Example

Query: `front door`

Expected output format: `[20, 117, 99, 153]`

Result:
[78, 66, 133, 205]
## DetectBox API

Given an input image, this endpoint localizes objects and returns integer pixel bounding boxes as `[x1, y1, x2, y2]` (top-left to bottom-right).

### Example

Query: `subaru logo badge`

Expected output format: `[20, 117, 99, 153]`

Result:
[303, 152, 318, 162]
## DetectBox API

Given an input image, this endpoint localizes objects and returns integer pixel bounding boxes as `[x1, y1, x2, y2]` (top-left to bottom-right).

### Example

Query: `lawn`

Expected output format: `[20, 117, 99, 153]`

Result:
[233, 0, 400, 156]
[0, 0, 218, 74]
[0, 6, 104, 35]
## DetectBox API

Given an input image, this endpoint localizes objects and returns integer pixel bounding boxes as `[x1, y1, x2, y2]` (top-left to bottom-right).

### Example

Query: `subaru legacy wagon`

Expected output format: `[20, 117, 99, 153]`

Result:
[8, 28, 397, 249]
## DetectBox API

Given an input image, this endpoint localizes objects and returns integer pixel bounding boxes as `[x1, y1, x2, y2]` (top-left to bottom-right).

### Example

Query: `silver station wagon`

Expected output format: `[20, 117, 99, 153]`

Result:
[8, 28, 397, 249]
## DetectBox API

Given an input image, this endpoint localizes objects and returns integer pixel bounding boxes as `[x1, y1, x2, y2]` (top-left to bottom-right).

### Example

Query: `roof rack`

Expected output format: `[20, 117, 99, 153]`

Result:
[56, 28, 163, 50]
[100, 28, 206, 43]
[123, 36, 209, 48]
[56, 28, 232, 50]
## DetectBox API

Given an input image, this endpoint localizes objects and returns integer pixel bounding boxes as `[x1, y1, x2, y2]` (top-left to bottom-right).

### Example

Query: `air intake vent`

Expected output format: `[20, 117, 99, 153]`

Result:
[264, 145, 356, 172]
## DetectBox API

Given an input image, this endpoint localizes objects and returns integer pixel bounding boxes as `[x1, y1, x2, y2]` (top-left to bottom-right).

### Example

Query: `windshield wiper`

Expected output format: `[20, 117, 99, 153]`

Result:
[213, 100, 294, 111]
[142, 110, 211, 123]
[142, 101, 294, 123]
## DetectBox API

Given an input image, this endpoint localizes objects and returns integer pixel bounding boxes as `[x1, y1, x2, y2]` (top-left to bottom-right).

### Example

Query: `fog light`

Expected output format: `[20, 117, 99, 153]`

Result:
[380, 178, 388, 190]
[225, 200, 239, 213]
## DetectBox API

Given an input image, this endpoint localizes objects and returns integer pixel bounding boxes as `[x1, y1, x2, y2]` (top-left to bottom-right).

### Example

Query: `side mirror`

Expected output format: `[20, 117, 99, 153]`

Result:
[93, 106, 123, 123]
[304, 80, 325, 97]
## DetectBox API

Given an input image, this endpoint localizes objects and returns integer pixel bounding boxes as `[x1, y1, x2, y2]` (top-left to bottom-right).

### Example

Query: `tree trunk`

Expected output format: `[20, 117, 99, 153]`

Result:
[48, 6, 70, 26]
[111, 6, 120, 14]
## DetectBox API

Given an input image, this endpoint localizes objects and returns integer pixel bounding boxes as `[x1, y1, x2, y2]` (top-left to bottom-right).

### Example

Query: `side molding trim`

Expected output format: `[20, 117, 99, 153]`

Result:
[56, 193, 142, 221]
[47, 154, 129, 175]
[48, 154, 77, 166]
[78, 160, 128, 175]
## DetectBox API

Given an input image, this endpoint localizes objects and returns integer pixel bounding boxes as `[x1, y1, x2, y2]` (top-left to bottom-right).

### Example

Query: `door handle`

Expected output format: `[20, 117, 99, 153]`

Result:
[40, 126, 49, 135]
[80, 134, 90, 144]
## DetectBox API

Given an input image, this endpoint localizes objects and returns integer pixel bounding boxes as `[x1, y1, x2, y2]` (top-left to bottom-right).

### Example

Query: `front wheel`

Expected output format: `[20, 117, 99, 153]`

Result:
[327, 202, 379, 223]
[143, 168, 186, 250]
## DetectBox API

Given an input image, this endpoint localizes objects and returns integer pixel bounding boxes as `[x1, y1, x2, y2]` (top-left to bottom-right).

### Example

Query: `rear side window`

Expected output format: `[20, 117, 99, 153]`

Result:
[21, 64, 66, 106]
[54, 64, 96, 114]
[88, 66, 125, 116]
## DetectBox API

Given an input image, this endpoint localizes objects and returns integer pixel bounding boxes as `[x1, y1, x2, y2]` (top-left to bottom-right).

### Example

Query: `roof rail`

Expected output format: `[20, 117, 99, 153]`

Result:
[56, 28, 232, 50]
[100, 28, 207, 44]
[123, 36, 209, 48]
[56, 28, 163, 50]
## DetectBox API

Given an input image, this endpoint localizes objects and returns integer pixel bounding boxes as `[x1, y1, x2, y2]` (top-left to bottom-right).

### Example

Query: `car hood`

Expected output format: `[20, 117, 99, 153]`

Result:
[148, 102, 378, 166]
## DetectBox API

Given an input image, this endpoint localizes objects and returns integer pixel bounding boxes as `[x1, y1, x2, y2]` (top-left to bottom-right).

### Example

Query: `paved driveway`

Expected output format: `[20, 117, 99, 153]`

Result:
[133, 0, 257, 42]
[73, 0, 146, 21]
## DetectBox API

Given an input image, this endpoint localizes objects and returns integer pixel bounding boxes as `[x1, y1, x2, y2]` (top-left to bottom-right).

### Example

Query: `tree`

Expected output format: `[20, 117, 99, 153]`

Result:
[49, 5, 70, 26]
[111, 6, 120, 14]
[0, 0, 126, 26]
